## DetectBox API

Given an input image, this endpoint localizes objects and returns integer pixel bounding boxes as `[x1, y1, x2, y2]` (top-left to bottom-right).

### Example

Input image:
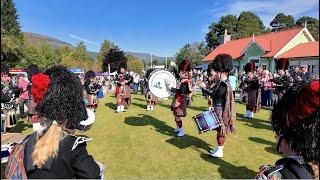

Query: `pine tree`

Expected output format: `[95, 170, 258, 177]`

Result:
[270, 13, 295, 32]
[1, 0, 23, 41]
[1, 0, 24, 65]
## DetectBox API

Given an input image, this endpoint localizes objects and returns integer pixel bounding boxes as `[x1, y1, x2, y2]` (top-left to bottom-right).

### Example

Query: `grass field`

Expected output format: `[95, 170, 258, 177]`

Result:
[7, 93, 281, 179]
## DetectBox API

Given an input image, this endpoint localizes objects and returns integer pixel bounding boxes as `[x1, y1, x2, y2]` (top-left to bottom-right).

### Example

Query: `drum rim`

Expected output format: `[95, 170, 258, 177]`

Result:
[148, 70, 176, 98]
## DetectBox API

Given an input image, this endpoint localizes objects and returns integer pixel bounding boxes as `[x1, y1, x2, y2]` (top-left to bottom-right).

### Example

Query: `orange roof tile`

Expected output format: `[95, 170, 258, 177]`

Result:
[203, 27, 304, 62]
[277, 41, 319, 59]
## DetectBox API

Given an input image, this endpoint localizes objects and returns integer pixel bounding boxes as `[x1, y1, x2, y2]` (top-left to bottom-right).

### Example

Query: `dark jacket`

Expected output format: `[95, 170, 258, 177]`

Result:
[24, 133, 101, 179]
[1, 83, 11, 103]
[300, 71, 311, 82]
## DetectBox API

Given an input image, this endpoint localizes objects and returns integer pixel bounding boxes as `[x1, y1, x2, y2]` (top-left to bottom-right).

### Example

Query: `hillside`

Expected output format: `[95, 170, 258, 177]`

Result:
[23, 32, 73, 48]
[23, 32, 174, 61]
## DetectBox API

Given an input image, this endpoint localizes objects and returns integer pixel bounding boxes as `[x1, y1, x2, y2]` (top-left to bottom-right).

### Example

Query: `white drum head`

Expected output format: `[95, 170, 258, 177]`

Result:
[148, 70, 176, 98]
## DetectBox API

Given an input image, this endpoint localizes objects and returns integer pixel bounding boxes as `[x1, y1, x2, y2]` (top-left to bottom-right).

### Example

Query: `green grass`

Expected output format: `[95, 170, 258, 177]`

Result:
[7, 93, 280, 179]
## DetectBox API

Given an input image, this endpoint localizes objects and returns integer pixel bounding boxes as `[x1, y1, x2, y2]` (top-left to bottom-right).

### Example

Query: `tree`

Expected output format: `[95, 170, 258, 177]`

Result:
[23, 44, 58, 68]
[1, 0, 24, 66]
[175, 42, 209, 68]
[296, 16, 319, 40]
[236, 11, 265, 38]
[71, 42, 92, 62]
[1, 0, 23, 40]
[1, 28, 23, 66]
[205, 23, 220, 49]
[96, 40, 115, 63]
[102, 46, 127, 73]
[126, 55, 144, 74]
[206, 12, 265, 49]
[270, 13, 295, 32]
[206, 15, 238, 49]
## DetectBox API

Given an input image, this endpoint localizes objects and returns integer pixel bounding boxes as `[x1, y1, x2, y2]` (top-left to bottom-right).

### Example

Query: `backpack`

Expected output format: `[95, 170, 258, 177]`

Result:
[5, 136, 29, 179]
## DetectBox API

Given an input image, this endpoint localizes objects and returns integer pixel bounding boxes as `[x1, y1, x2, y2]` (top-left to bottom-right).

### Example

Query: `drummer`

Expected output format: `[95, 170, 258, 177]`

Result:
[200, 54, 236, 158]
[144, 69, 160, 111]
[170, 60, 193, 137]
[206, 63, 218, 110]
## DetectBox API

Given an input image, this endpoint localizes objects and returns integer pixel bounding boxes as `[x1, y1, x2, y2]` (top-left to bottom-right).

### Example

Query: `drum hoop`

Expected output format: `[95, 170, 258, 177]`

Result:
[193, 110, 220, 134]
[148, 70, 176, 98]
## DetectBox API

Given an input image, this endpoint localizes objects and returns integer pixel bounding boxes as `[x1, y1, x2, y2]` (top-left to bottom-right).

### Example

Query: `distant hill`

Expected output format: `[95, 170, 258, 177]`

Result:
[23, 32, 174, 61]
[23, 32, 73, 48]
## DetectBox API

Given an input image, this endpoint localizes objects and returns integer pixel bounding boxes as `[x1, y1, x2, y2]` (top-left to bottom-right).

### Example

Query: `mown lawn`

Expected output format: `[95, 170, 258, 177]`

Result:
[8, 93, 280, 179]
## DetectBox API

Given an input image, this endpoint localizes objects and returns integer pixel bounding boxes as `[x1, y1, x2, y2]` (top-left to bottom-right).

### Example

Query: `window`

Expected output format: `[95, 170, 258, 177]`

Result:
[250, 59, 259, 64]
[262, 64, 267, 70]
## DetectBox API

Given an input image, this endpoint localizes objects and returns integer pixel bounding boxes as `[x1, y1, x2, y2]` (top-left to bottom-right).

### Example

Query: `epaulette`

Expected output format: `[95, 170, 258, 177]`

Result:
[71, 136, 92, 151]
[255, 165, 284, 179]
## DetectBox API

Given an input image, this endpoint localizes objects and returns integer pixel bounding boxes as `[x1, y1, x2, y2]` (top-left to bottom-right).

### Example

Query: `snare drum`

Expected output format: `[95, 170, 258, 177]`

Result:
[1, 143, 14, 163]
[193, 111, 220, 133]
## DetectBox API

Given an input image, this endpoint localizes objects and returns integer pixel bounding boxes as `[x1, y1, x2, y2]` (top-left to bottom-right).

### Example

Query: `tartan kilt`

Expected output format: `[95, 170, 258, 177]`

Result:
[246, 89, 261, 112]
[146, 91, 159, 103]
[171, 94, 188, 117]
[116, 85, 131, 99]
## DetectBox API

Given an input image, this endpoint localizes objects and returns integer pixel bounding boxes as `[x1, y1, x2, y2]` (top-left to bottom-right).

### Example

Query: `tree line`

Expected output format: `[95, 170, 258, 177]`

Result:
[175, 11, 319, 67]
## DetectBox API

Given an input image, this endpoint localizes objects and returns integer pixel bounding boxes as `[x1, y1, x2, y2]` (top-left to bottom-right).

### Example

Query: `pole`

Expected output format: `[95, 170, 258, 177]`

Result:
[108, 64, 110, 74]
[165, 52, 168, 70]
[150, 53, 153, 69]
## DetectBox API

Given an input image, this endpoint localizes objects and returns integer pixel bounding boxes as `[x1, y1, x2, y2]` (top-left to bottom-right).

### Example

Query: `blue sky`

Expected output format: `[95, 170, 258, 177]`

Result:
[14, 0, 319, 56]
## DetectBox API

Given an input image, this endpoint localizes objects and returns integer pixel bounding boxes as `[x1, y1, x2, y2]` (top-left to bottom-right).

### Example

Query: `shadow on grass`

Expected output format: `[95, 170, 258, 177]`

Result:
[248, 137, 275, 146]
[200, 153, 257, 179]
[236, 113, 272, 131]
[124, 114, 211, 151]
[105, 102, 116, 110]
[157, 102, 207, 112]
[131, 102, 146, 110]
[8, 120, 32, 133]
[133, 97, 145, 102]
[248, 137, 279, 156]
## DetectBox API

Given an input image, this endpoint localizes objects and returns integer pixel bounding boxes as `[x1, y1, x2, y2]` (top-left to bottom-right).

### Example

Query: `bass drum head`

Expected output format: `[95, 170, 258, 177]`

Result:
[148, 70, 176, 98]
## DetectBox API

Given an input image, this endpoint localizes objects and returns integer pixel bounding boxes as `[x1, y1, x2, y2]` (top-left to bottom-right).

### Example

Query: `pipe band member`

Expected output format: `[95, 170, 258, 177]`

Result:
[256, 80, 319, 179]
[145, 69, 160, 111]
[201, 54, 236, 158]
[170, 60, 193, 137]
[115, 63, 132, 113]
[84, 70, 100, 110]
[242, 62, 261, 119]
[5, 65, 102, 179]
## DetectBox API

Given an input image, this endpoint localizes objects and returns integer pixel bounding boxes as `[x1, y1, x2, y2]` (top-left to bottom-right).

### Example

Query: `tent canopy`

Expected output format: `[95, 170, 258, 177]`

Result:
[194, 63, 209, 70]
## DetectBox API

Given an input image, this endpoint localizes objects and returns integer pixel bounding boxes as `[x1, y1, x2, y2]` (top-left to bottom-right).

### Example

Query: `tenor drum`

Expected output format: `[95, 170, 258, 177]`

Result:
[148, 70, 177, 98]
[193, 111, 220, 133]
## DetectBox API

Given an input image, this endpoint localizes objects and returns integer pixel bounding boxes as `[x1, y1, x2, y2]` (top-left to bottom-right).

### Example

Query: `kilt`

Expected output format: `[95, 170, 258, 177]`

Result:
[171, 94, 188, 117]
[246, 89, 261, 112]
[146, 91, 158, 103]
[116, 85, 131, 99]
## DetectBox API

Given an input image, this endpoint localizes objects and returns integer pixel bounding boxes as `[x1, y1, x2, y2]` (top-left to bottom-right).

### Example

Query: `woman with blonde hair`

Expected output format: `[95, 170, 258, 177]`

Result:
[6, 65, 102, 179]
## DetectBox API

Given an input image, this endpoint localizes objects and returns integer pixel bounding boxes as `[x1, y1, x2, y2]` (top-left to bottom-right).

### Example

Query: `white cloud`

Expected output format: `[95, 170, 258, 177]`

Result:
[68, 34, 99, 46]
[209, 0, 319, 26]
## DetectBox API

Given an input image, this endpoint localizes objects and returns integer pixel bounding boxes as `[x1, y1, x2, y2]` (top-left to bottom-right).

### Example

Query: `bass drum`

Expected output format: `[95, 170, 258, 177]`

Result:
[148, 70, 177, 98]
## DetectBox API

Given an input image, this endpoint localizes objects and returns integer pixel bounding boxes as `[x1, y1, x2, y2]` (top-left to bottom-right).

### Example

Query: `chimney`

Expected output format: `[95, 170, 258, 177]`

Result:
[218, 29, 231, 45]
